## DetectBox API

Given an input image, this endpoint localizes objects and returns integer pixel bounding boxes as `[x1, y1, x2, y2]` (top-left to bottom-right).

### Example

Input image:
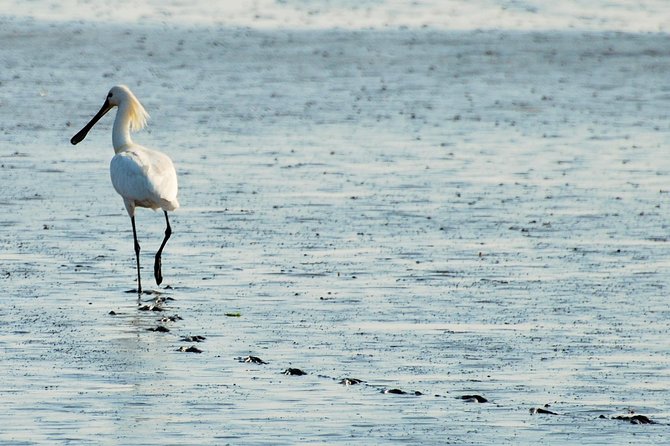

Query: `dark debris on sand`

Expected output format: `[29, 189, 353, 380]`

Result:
[530, 407, 559, 415]
[606, 414, 656, 424]
[125, 289, 167, 296]
[283, 368, 307, 376]
[239, 355, 268, 364]
[181, 335, 206, 342]
[339, 378, 364, 385]
[383, 388, 423, 396]
[178, 345, 203, 353]
[459, 394, 488, 403]
[138, 304, 165, 312]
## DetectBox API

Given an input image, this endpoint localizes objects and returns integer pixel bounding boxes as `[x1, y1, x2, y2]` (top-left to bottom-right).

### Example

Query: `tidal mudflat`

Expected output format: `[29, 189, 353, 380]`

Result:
[1, 13, 670, 445]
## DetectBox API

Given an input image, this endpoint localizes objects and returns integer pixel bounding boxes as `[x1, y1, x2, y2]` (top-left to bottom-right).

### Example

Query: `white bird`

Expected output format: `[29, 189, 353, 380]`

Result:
[71, 85, 179, 294]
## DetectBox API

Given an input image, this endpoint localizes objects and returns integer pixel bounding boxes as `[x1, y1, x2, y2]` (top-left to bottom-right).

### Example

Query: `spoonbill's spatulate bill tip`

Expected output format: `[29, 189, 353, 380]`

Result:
[71, 85, 179, 295]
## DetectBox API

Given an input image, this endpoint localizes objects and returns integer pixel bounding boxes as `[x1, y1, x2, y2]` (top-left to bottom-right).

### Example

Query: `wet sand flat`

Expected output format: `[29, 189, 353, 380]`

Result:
[1, 17, 670, 445]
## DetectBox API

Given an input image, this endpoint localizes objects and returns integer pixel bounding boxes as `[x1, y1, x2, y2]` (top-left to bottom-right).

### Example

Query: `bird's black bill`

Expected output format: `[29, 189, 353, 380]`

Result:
[70, 99, 113, 145]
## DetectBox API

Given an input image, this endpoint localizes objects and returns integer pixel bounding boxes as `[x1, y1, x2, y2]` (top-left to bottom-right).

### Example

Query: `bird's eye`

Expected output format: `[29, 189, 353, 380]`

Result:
[108, 92, 113, 98]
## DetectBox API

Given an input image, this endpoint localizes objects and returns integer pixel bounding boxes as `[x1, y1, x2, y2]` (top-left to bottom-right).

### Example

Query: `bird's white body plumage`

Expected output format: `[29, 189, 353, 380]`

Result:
[106, 85, 179, 217]
[111, 144, 179, 216]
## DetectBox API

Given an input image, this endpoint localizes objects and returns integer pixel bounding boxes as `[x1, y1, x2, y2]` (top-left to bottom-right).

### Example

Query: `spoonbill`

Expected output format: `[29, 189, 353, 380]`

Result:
[70, 85, 179, 294]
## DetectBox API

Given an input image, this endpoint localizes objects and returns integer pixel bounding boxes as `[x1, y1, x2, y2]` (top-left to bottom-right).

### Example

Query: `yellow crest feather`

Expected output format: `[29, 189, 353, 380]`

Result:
[125, 90, 149, 132]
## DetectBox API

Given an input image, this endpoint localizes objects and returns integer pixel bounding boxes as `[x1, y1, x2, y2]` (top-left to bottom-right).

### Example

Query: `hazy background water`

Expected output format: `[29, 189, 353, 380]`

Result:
[1, 1, 670, 444]
[2, 0, 670, 31]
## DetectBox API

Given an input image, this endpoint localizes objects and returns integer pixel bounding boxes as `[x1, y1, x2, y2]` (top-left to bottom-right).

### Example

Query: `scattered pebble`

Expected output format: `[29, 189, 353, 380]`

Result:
[384, 389, 407, 395]
[240, 355, 267, 364]
[339, 378, 364, 385]
[283, 368, 307, 376]
[181, 335, 206, 342]
[108, 310, 117, 316]
[459, 395, 488, 403]
[138, 304, 164, 312]
[530, 407, 558, 415]
[383, 389, 423, 396]
[610, 414, 656, 425]
[178, 346, 203, 353]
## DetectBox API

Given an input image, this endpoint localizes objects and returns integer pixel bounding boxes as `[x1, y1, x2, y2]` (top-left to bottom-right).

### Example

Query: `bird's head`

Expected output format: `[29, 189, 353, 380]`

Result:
[70, 85, 149, 145]
[106, 85, 149, 132]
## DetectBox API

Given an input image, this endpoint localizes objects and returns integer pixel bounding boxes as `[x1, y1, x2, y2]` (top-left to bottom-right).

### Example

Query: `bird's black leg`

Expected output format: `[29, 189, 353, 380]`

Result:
[154, 211, 172, 286]
[131, 215, 142, 295]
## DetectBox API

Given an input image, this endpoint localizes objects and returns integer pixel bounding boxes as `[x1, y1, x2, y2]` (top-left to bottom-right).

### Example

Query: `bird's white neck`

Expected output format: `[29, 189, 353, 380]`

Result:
[112, 103, 133, 153]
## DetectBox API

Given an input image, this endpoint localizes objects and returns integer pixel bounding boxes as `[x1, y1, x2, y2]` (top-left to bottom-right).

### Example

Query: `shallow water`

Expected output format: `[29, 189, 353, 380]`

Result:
[1, 15, 670, 445]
